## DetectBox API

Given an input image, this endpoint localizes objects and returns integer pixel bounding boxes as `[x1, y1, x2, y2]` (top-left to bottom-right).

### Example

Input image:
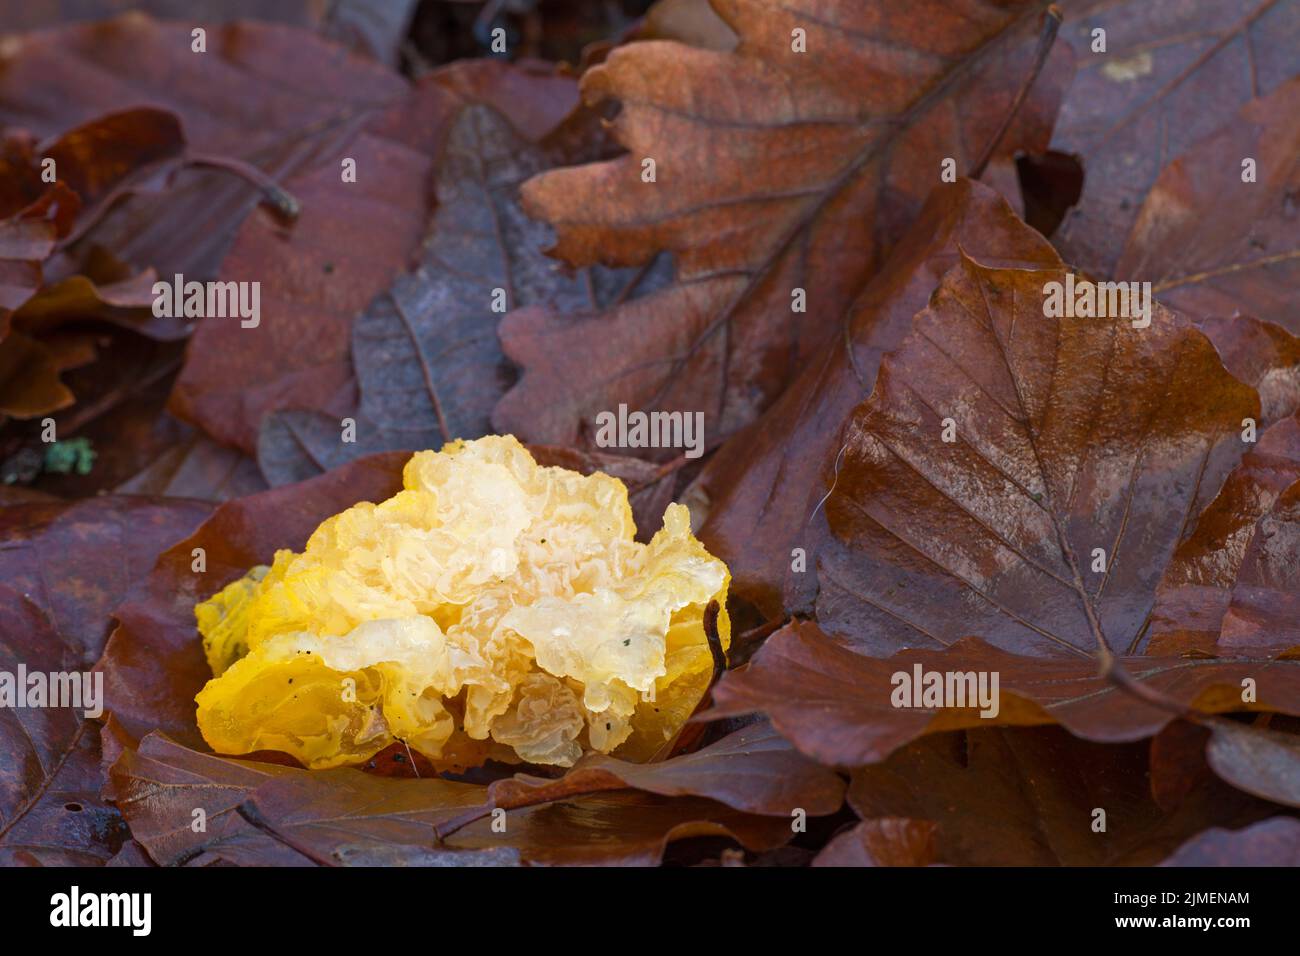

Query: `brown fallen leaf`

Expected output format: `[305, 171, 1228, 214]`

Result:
[175, 57, 580, 454]
[809, 253, 1257, 661]
[494, 0, 1072, 455]
[1158, 816, 1300, 866]
[485, 720, 844, 818]
[1048, 0, 1298, 280]
[0, 496, 210, 865]
[1118, 77, 1300, 335]
[97, 453, 408, 748]
[693, 178, 1059, 620]
[444, 790, 792, 866]
[111, 733, 490, 866]
[116, 431, 268, 502]
[0, 13, 486, 446]
[1196, 316, 1300, 427]
[637, 0, 738, 51]
[0, 109, 193, 419]
[111, 730, 796, 867]
[1219, 478, 1300, 651]
[708, 620, 1300, 767]
[254, 63, 666, 486]
[848, 727, 1282, 865]
[0, 0, 418, 65]
[1203, 718, 1300, 809]
[0, 15, 412, 284]
[1146, 412, 1300, 655]
[811, 818, 938, 867]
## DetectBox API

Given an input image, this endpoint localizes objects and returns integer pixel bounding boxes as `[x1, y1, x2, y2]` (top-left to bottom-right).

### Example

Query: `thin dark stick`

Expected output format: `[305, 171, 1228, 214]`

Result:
[235, 799, 337, 867]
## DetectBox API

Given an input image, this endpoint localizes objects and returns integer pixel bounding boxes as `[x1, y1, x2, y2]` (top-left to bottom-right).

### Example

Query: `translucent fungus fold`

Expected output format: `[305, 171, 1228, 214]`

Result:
[194, 435, 730, 768]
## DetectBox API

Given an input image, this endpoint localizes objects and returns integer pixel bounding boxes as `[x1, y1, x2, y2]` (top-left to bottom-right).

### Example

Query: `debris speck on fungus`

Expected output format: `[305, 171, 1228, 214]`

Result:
[194, 435, 731, 769]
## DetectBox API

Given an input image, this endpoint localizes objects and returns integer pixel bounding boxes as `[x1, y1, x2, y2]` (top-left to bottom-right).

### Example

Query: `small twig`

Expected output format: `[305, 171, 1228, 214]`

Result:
[184, 153, 300, 220]
[432, 805, 494, 842]
[235, 799, 337, 867]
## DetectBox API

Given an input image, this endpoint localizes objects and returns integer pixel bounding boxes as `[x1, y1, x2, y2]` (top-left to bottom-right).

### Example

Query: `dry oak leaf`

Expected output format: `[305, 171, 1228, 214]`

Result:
[116, 431, 269, 503]
[706, 241, 1300, 759]
[441, 790, 792, 866]
[494, 0, 1073, 455]
[0, 16, 553, 452]
[847, 727, 1285, 866]
[1218, 478, 1300, 650]
[1048, 0, 1299, 281]
[0, 495, 211, 865]
[693, 178, 1059, 620]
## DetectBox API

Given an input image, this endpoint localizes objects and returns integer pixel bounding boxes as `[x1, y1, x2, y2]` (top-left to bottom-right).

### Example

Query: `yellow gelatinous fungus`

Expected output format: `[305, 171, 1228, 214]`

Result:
[194, 435, 730, 769]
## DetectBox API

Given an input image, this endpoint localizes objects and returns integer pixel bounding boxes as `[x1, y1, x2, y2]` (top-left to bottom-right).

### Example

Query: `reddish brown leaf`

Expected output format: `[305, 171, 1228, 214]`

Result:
[1049, 0, 1298, 281]
[111, 731, 792, 867]
[112, 733, 492, 867]
[0, 109, 191, 418]
[638, 0, 738, 51]
[809, 253, 1257, 664]
[693, 179, 1059, 619]
[1118, 77, 1300, 335]
[175, 57, 579, 453]
[1146, 412, 1300, 655]
[0, 496, 210, 865]
[1204, 718, 1300, 809]
[1220, 478, 1300, 650]
[97, 453, 408, 747]
[494, 0, 1072, 456]
[1197, 316, 1300, 427]
[1158, 816, 1300, 866]
[116, 432, 268, 502]
[252, 67, 659, 486]
[811, 818, 938, 867]
[848, 727, 1280, 865]
[443, 790, 792, 866]
[709, 621, 1300, 767]
[1149, 720, 1215, 812]
[0, 16, 414, 280]
[0, 331, 74, 417]
[488, 720, 844, 818]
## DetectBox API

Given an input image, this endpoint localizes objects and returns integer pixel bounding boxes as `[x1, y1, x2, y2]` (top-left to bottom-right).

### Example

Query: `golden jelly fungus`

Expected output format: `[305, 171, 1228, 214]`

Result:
[195, 435, 730, 769]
